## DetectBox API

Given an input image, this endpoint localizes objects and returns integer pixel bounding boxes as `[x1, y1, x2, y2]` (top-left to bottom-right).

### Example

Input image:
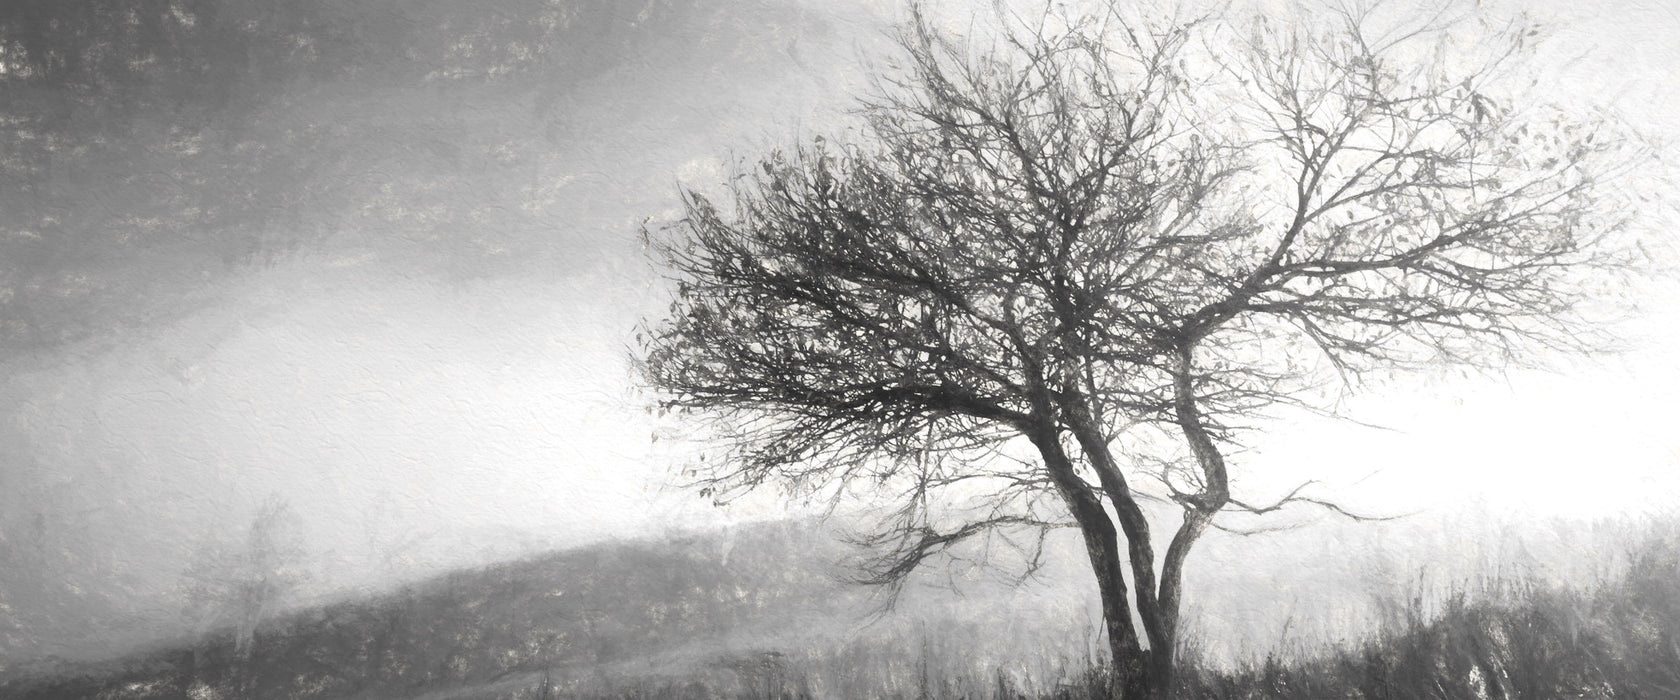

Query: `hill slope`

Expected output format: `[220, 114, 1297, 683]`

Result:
[0, 520, 1097, 699]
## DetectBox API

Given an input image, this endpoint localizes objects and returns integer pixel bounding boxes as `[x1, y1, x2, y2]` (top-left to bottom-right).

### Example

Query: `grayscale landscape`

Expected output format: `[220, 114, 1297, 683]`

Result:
[0, 1, 1676, 698]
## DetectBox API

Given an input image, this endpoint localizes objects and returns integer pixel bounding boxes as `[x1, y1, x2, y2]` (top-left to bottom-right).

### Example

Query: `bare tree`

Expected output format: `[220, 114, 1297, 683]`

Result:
[637, 3, 1641, 696]
[182, 495, 309, 671]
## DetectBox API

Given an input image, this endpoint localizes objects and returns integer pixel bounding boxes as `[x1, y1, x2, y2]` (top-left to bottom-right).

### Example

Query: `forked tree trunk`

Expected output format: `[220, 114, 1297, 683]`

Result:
[1088, 495, 1214, 699]
[1028, 426, 1161, 699]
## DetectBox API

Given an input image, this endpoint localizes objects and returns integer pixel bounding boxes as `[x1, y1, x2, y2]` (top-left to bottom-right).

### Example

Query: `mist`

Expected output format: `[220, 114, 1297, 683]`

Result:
[1, 0, 1677, 685]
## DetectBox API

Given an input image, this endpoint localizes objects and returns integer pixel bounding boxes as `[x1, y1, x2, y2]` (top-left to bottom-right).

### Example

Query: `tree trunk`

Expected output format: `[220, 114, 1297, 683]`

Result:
[1026, 425, 1156, 698]
[1096, 546, 1152, 700]
[1142, 344, 1230, 697]
[1061, 469, 1152, 698]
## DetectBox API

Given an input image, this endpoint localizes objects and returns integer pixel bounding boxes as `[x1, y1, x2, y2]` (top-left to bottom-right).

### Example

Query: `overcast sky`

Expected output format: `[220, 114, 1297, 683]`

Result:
[1, 0, 1677, 663]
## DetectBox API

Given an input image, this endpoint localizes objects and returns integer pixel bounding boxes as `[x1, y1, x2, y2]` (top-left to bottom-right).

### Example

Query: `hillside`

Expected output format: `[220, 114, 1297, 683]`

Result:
[0, 520, 1095, 699]
[6, 517, 1678, 699]
[0, 521, 819, 698]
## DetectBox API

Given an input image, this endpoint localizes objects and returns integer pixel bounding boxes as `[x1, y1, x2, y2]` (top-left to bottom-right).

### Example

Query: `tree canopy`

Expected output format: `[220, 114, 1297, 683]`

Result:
[638, 3, 1642, 696]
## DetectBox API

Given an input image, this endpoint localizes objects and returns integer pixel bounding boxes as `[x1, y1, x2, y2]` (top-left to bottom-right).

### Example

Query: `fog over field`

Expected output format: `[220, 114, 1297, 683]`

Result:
[1, 0, 1677, 684]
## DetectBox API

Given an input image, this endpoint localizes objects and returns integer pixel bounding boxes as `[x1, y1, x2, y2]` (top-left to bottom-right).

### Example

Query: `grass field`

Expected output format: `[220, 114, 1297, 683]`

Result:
[4, 518, 1675, 699]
